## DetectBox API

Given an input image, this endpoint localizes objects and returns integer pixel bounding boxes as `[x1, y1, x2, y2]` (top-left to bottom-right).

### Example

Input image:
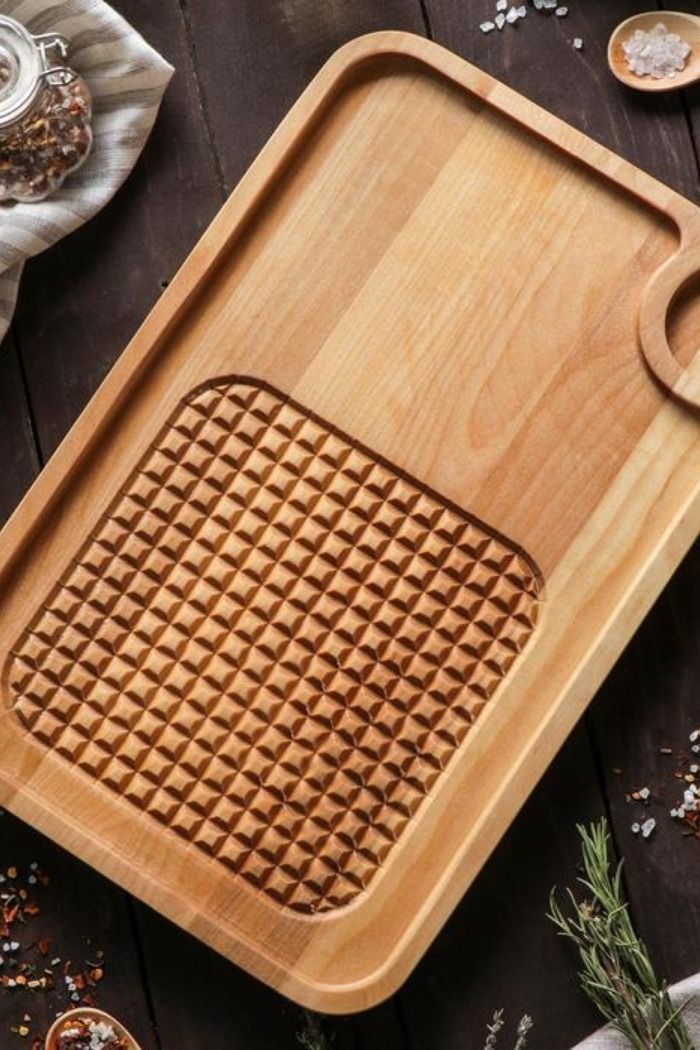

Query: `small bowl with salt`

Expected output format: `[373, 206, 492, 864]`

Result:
[608, 11, 700, 92]
[45, 1007, 140, 1050]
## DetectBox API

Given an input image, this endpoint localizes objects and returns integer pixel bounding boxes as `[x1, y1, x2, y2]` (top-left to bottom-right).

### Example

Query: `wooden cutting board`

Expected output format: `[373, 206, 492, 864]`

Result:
[1, 31, 700, 1013]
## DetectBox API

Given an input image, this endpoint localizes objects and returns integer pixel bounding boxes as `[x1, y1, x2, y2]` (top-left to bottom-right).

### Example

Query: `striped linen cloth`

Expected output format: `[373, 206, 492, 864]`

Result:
[0, 0, 173, 342]
[574, 973, 700, 1047]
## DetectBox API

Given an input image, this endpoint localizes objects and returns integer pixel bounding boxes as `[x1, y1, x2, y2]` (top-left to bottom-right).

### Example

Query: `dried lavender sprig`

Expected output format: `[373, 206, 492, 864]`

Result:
[484, 1009, 505, 1049]
[513, 1014, 534, 1049]
[297, 1010, 330, 1050]
[482, 1011, 533, 1049]
[548, 819, 693, 1050]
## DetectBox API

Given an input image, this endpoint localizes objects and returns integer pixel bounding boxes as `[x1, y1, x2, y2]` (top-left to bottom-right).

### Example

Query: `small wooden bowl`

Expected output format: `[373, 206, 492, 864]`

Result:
[45, 1008, 140, 1050]
[608, 11, 700, 92]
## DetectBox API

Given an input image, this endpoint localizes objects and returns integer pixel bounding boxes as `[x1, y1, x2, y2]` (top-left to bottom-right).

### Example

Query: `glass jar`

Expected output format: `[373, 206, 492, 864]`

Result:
[0, 14, 93, 203]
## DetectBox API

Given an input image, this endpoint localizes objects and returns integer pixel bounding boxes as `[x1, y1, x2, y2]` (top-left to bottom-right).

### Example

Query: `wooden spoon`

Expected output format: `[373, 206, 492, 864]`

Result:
[608, 11, 700, 92]
[45, 1008, 141, 1050]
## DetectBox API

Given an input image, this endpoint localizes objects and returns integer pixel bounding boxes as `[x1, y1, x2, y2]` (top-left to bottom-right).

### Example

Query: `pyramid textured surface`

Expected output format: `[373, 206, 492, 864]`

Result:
[7, 379, 542, 914]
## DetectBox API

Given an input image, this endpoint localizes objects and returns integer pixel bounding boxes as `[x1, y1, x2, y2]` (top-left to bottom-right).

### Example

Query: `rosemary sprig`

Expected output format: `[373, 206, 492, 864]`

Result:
[548, 819, 694, 1050]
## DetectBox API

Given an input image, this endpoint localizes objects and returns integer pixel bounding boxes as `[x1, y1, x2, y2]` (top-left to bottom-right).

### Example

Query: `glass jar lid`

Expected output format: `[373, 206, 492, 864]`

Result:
[0, 16, 43, 128]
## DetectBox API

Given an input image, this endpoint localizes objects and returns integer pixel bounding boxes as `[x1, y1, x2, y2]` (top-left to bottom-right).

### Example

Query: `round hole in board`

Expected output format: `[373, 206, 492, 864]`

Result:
[667, 271, 700, 371]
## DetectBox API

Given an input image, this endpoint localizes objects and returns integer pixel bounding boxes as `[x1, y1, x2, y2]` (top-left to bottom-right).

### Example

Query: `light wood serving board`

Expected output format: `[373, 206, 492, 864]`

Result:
[1, 32, 700, 1013]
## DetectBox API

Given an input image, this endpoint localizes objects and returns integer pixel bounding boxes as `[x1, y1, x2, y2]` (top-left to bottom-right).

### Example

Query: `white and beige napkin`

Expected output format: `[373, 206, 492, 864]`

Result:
[0, 0, 173, 343]
[574, 973, 700, 1047]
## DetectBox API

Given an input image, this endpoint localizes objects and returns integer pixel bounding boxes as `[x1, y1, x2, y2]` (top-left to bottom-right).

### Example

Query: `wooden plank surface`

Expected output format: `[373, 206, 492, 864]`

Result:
[1, 0, 699, 1046]
[0, 339, 38, 527]
[3, 23, 700, 1015]
[400, 726, 605, 1049]
[181, 0, 428, 190]
[588, 540, 700, 986]
[411, 0, 700, 1044]
[12, 0, 223, 461]
[0, 339, 159, 1047]
[422, 0, 700, 200]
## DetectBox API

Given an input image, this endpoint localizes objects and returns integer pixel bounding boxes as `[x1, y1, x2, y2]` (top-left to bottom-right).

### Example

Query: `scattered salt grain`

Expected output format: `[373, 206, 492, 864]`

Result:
[638, 786, 651, 801]
[477, 0, 527, 36]
[691, 730, 700, 743]
[555, 6, 568, 15]
[631, 822, 640, 834]
[623, 23, 691, 80]
[641, 817, 656, 839]
[573, 37, 583, 50]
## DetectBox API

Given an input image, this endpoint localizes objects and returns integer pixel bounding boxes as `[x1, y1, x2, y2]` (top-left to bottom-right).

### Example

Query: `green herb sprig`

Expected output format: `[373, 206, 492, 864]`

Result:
[549, 819, 693, 1049]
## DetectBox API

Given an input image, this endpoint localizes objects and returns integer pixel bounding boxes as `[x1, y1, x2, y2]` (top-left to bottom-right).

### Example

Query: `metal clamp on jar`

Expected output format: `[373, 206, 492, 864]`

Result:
[0, 14, 92, 202]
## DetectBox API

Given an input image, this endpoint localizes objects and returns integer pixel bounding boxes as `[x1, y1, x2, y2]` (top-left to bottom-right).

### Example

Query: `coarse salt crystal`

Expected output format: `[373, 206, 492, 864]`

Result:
[506, 7, 520, 23]
[496, 0, 508, 10]
[555, 6, 568, 15]
[622, 23, 691, 80]
[495, 12, 506, 29]
[639, 786, 651, 800]
[641, 817, 656, 839]
[631, 822, 640, 834]
[480, 21, 496, 32]
[573, 37, 583, 50]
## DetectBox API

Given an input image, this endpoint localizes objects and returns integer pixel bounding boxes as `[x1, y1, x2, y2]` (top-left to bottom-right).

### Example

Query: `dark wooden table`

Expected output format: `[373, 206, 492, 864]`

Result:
[1, 2, 700, 1047]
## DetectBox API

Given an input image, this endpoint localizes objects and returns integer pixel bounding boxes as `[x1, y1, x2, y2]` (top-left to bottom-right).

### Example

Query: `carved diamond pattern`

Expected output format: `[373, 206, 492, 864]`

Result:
[7, 380, 542, 914]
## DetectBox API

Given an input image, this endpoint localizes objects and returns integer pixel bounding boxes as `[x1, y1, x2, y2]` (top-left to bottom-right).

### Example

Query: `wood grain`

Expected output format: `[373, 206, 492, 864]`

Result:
[181, 0, 427, 190]
[12, 0, 223, 461]
[8, 379, 541, 916]
[588, 539, 700, 986]
[135, 900, 298, 1050]
[402, 4, 700, 1042]
[400, 724, 604, 1049]
[1, 32, 699, 1014]
[0, 338, 39, 527]
[422, 0, 700, 201]
[0, 810, 158, 1049]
